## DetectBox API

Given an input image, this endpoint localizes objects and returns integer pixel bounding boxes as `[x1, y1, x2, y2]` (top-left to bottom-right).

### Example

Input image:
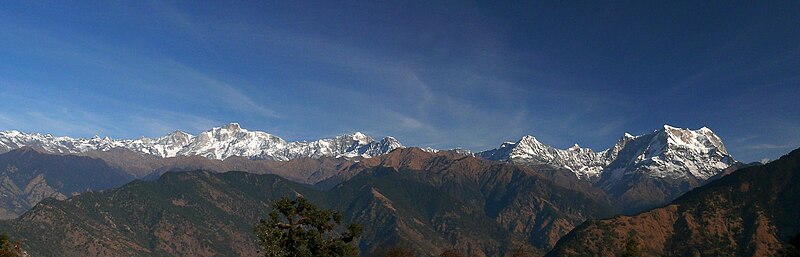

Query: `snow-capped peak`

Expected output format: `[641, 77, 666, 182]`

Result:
[350, 132, 371, 143]
[519, 135, 541, 145]
[601, 125, 734, 180]
[478, 125, 735, 181]
[659, 124, 727, 155]
[160, 130, 193, 142]
[222, 122, 242, 131]
[0, 124, 404, 161]
[621, 124, 735, 179]
[478, 134, 607, 179]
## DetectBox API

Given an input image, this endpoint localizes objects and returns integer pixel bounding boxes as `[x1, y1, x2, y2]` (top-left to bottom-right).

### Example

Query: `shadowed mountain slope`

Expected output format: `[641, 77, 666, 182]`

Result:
[0, 148, 134, 219]
[0, 148, 616, 256]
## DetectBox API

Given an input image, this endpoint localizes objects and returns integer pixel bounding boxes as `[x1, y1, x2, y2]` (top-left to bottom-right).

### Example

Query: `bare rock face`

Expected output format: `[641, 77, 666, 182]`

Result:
[547, 147, 800, 257]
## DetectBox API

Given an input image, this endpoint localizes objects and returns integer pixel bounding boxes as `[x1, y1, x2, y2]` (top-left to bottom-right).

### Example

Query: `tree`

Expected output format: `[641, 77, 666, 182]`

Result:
[0, 233, 24, 257]
[621, 235, 641, 257]
[254, 197, 362, 257]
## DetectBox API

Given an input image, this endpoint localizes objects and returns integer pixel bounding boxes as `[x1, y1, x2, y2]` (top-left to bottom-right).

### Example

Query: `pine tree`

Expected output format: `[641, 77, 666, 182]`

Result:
[254, 197, 362, 257]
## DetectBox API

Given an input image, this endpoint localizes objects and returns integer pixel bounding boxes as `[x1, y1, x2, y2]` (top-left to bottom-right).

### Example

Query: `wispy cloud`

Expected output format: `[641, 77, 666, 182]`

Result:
[2, 19, 278, 117]
[224, 28, 548, 150]
[146, 0, 219, 55]
[128, 110, 222, 136]
[743, 144, 798, 150]
[136, 59, 280, 119]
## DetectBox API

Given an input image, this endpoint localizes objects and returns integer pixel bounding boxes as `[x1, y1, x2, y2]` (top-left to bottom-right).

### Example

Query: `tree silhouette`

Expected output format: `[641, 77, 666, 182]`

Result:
[254, 197, 362, 257]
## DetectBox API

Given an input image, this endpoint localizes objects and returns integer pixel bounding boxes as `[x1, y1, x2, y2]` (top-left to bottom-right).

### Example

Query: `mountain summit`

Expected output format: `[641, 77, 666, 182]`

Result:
[479, 125, 737, 211]
[601, 125, 734, 181]
[0, 123, 404, 161]
[478, 135, 608, 179]
[479, 125, 735, 181]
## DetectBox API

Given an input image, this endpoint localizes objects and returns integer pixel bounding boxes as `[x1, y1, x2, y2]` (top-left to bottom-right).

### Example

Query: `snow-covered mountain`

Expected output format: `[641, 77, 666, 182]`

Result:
[0, 123, 735, 181]
[479, 125, 736, 180]
[478, 136, 609, 179]
[0, 123, 403, 161]
[602, 125, 735, 180]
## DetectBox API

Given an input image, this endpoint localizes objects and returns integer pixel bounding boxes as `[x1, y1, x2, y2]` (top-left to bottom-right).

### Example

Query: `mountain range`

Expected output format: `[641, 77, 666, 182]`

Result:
[0, 123, 740, 215]
[1, 146, 796, 256]
[480, 125, 738, 211]
[0, 148, 616, 256]
[0, 121, 794, 256]
[479, 125, 735, 181]
[0, 123, 734, 181]
[0, 123, 403, 161]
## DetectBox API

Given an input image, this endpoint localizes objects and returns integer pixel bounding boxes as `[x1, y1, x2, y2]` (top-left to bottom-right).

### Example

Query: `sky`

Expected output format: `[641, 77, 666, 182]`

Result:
[0, 1, 798, 162]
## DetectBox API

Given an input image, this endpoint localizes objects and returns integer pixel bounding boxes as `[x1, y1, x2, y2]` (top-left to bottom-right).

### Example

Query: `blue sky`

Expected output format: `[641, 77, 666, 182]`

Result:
[0, 1, 798, 162]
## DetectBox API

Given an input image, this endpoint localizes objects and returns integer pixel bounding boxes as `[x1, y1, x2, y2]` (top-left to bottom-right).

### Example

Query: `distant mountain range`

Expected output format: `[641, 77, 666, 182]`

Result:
[0, 123, 403, 161]
[1, 123, 734, 180]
